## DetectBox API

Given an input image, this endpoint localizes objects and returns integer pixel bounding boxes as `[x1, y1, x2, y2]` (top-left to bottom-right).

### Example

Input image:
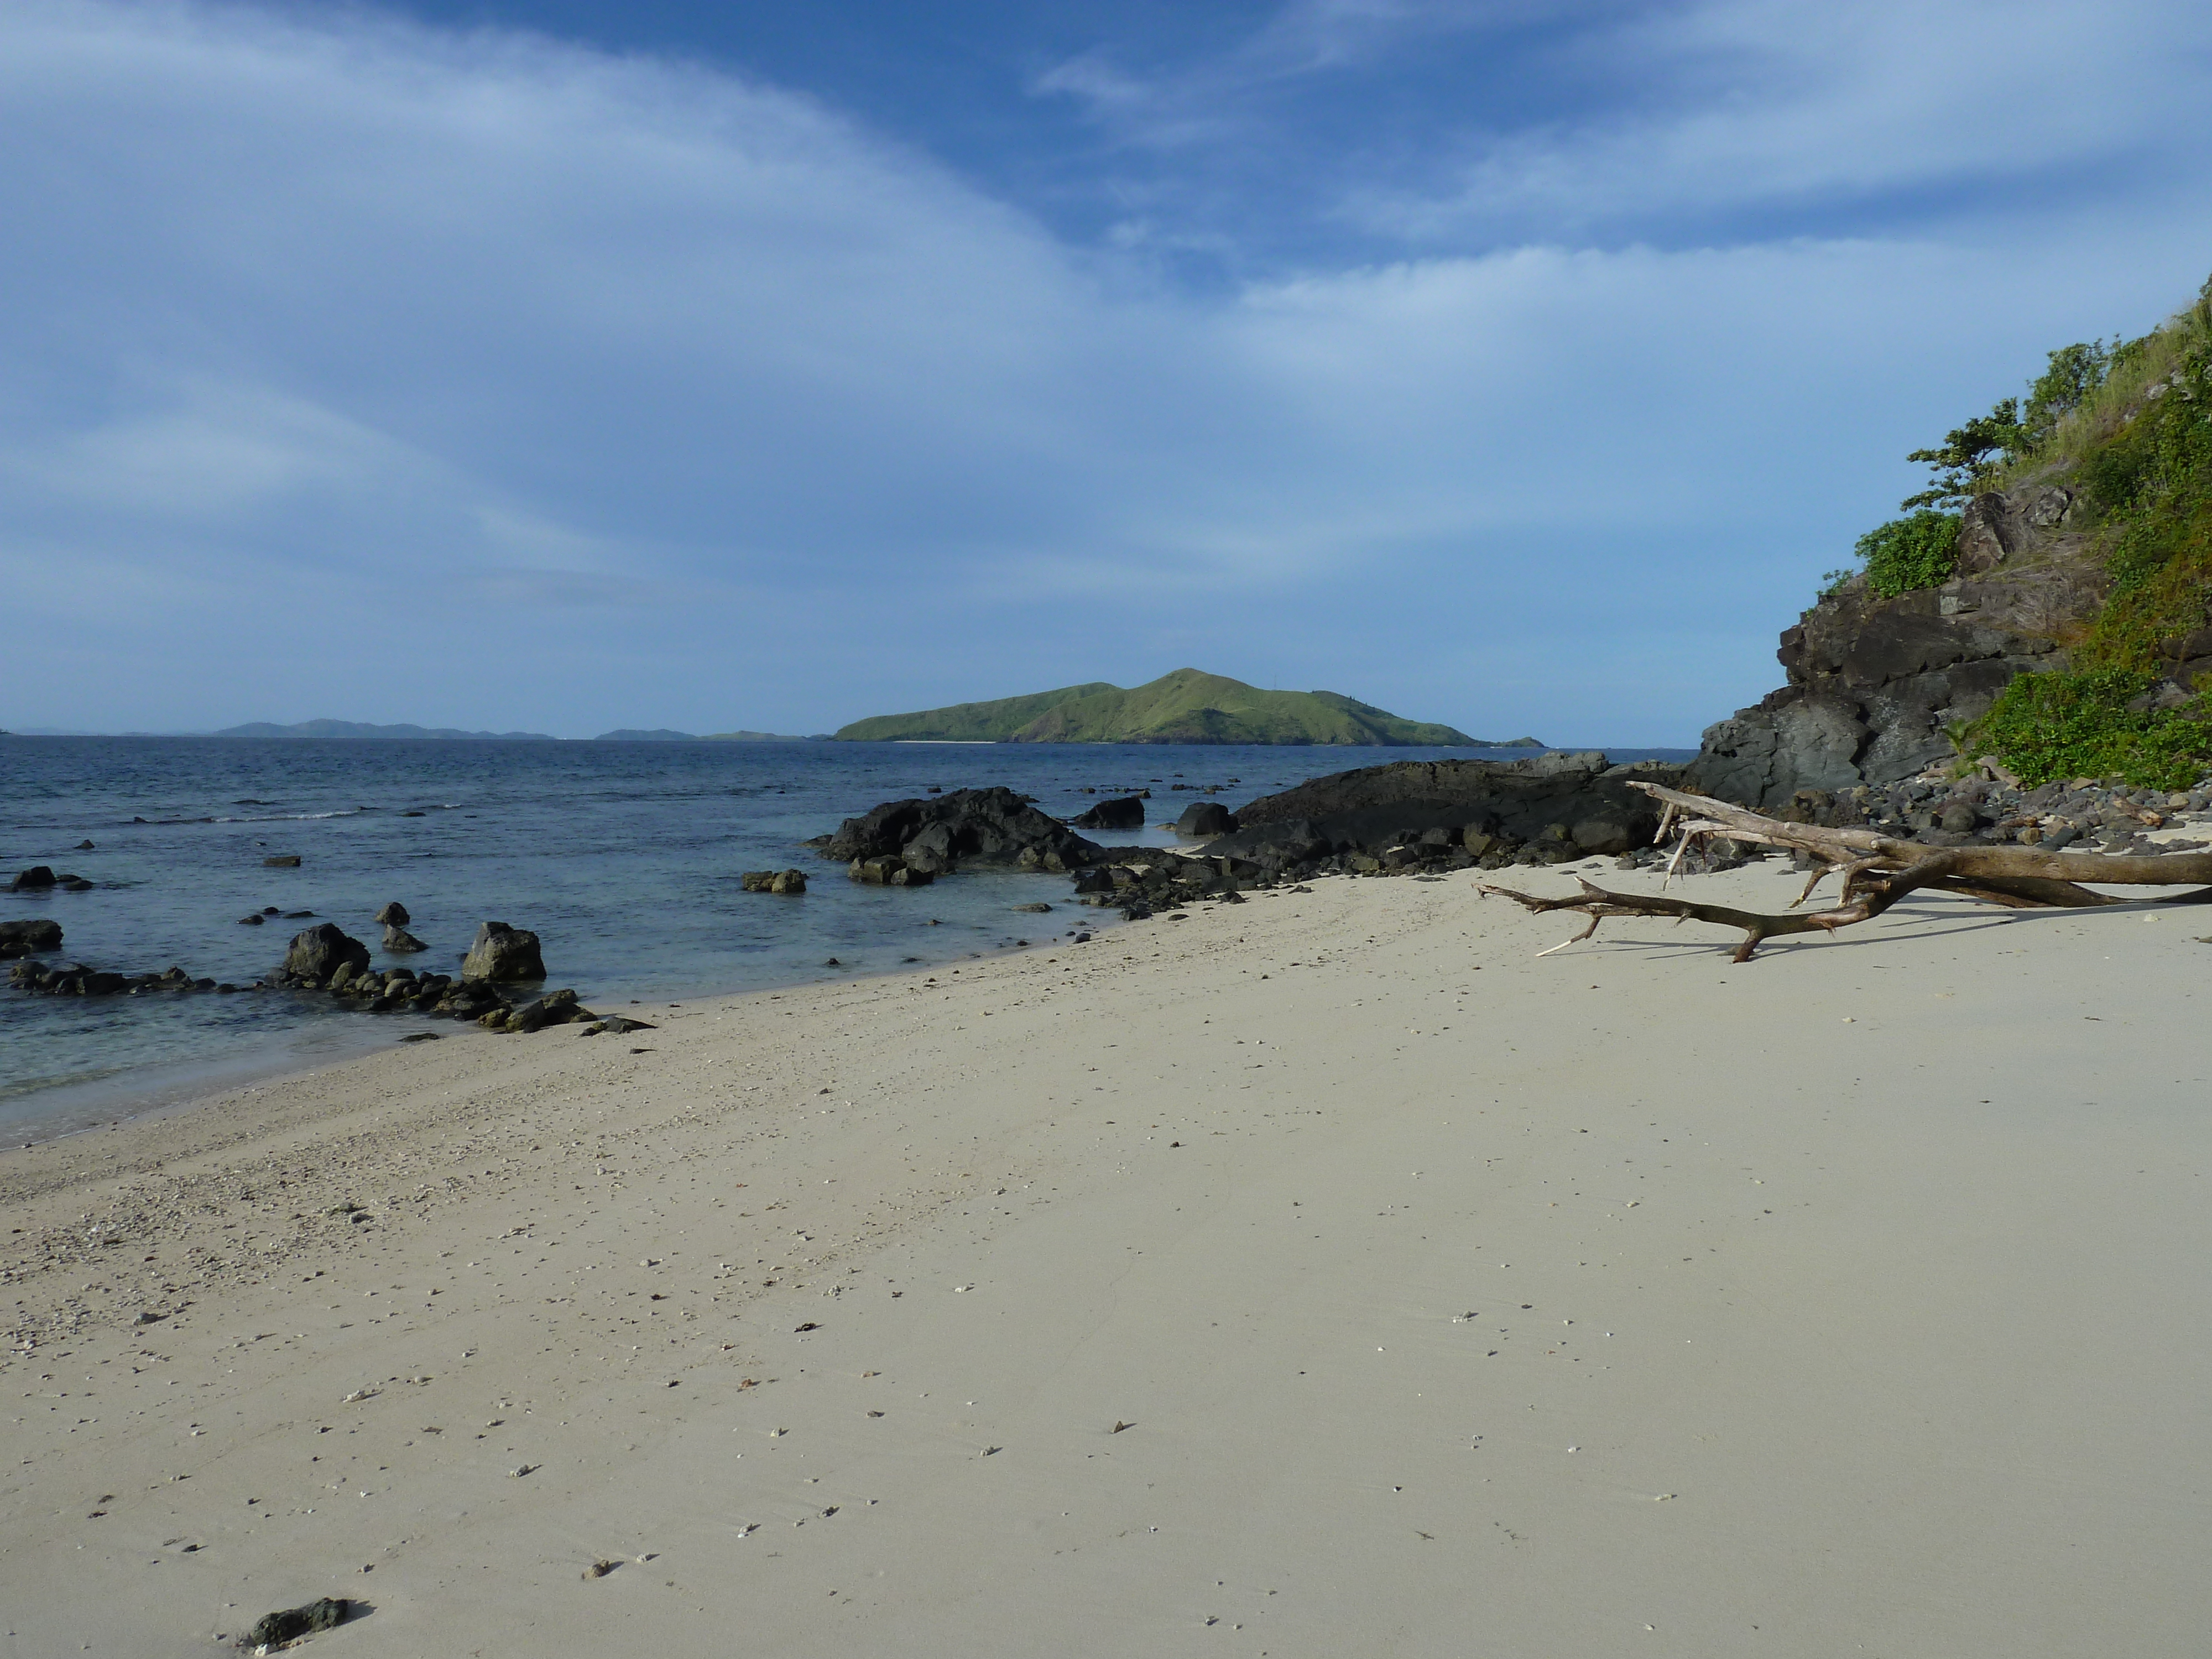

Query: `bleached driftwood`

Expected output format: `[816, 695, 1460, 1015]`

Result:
[1481, 781, 2212, 962]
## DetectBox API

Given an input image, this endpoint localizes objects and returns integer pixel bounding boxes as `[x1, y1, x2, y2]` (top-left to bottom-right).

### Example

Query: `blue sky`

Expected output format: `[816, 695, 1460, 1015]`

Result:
[4, 1, 2209, 742]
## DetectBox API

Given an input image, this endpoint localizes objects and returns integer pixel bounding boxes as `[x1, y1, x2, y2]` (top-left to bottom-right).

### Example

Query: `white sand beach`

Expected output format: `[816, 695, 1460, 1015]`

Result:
[3, 863, 2208, 1657]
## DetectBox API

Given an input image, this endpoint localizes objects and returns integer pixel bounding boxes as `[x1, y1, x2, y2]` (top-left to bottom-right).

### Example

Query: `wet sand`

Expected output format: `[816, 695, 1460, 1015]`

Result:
[3, 863, 2208, 1656]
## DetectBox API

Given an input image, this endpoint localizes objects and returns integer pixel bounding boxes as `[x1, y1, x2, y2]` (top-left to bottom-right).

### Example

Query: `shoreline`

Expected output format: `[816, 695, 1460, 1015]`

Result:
[3, 862, 2207, 1655]
[0, 896, 1134, 1149]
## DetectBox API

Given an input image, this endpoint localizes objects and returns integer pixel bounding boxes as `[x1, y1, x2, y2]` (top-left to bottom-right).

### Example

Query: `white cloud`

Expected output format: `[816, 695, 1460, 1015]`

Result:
[1358, 0, 2212, 237]
[0, 0, 2205, 741]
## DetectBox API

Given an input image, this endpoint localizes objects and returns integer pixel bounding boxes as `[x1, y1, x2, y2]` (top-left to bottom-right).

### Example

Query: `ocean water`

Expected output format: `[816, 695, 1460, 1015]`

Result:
[1, 737, 1690, 1140]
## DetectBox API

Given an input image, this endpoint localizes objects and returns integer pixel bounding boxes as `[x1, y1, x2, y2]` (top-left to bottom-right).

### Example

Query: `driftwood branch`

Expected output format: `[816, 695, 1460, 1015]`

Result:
[1479, 782, 2212, 962]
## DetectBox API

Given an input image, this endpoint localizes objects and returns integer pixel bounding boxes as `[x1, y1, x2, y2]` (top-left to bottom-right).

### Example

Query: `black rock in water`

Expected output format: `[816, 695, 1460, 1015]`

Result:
[462, 921, 545, 982]
[383, 925, 427, 952]
[813, 786, 1103, 876]
[283, 923, 371, 982]
[375, 901, 411, 926]
[740, 869, 808, 894]
[1072, 795, 1146, 831]
[0, 919, 61, 958]
[8, 867, 56, 891]
[1173, 801, 1237, 839]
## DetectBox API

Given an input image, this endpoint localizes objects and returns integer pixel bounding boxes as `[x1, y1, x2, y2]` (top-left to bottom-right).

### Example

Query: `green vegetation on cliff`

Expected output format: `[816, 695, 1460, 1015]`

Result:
[834, 669, 1524, 746]
[1825, 277, 2212, 787]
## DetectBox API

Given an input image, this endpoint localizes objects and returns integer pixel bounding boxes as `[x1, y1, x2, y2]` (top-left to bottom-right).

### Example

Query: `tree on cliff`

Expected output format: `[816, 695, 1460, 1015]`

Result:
[1897, 341, 2120, 513]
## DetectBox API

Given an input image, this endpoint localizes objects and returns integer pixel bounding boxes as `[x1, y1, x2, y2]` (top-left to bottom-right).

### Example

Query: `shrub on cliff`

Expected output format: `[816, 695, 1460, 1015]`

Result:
[1975, 666, 2212, 789]
[1850, 510, 1961, 598]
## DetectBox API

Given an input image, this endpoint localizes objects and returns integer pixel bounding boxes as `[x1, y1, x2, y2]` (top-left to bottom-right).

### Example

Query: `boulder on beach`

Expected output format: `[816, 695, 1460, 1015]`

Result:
[375, 901, 411, 926]
[812, 786, 1103, 877]
[1217, 754, 1678, 868]
[283, 922, 371, 982]
[8, 867, 56, 891]
[0, 919, 62, 958]
[1173, 801, 1238, 839]
[1196, 817, 1332, 869]
[244, 1600, 350, 1648]
[1072, 795, 1146, 831]
[383, 924, 428, 952]
[462, 920, 546, 982]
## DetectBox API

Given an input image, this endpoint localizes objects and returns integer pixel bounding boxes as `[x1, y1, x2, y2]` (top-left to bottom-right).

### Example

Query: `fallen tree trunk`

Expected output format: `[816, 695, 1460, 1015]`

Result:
[1480, 781, 2212, 961]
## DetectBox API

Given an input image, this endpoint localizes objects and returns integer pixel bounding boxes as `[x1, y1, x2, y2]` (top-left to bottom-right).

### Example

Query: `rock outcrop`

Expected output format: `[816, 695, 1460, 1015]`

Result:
[12, 961, 228, 996]
[811, 786, 1103, 876]
[283, 922, 371, 982]
[1173, 802, 1237, 839]
[383, 924, 428, 952]
[462, 921, 545, 982]
[0, 919, 62, 958]
[1220, 752, 1681, 869]
[375, 901, 411, 926]
[1072, 795, 1147, 831]
[1687, 481, 2104, 807]
[741, 869, 808, 894]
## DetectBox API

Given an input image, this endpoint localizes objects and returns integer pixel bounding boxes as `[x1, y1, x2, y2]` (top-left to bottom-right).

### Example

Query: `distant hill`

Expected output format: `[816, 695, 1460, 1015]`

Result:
[835, 669, 1528, 747]
[834, 682, 1118, 743]
[211, 719, 557, 740]
[592, 728, 822, 741]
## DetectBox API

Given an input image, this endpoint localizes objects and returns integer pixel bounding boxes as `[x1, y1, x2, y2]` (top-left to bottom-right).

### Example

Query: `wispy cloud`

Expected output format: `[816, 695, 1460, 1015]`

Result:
[1356, 0, 2212, 242]
[0, 0, 2204, 740]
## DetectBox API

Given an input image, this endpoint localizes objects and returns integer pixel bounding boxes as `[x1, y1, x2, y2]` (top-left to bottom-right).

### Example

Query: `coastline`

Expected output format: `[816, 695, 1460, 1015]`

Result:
[3, 862, 2207, 1656]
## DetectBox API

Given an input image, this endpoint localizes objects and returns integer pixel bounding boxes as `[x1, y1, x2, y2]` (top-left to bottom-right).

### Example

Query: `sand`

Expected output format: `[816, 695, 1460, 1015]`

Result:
[3, 862, 2208, 1656]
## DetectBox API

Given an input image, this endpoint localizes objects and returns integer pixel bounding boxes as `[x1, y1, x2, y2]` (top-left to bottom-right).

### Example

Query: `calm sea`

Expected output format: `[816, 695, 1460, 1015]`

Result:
[1, 737, 1690, 1141]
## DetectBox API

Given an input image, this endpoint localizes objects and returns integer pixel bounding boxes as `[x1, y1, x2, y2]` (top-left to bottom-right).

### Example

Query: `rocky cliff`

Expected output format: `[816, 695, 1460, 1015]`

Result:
[1687, 482, 2109, 807]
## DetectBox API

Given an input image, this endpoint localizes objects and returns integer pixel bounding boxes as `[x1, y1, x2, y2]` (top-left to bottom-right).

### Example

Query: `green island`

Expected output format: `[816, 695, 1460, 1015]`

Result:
[832, 667, 1537, 747]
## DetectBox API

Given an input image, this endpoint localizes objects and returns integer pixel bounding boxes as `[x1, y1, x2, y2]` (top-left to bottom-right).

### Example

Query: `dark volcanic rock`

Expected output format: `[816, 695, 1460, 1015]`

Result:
[814, 786, 1103, 876]
[383, 924, 428, 952]
[8, 867, 56, 891]
[1225, 753, 1676, 863]
[0, 919, 62, 958]
[849, 856, 933, 886]
[375, 901, 411, 926]
[243, 1599, 351, 1647]
[1201, 816, 1334, 868]
[1072, 795, 1147, 831]
[742, 869, 809, 894]
[1687, 480, 2098, 807]
[462, 921, 545, 982]
[1173, 802, 1237, 839]
[283, 922, 371, 982]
